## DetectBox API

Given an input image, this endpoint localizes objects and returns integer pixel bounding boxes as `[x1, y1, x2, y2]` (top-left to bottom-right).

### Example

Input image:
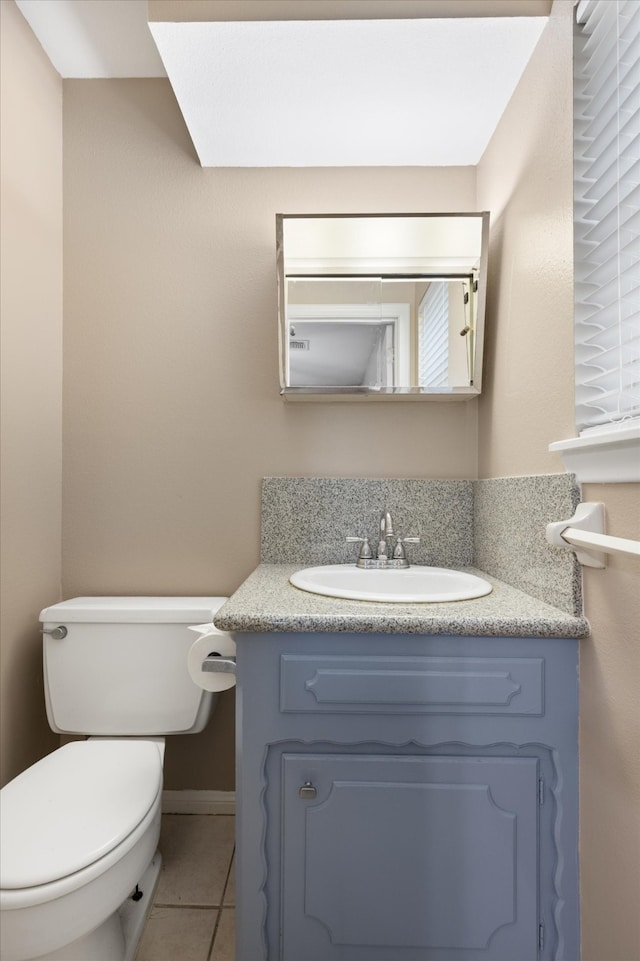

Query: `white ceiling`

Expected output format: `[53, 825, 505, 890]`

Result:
[15, 0, 548, 168]
[15, 0, 166, 77]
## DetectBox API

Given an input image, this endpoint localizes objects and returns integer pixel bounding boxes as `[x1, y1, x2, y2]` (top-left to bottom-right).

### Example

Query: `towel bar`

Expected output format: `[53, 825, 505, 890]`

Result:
[546, 502, 640, 568]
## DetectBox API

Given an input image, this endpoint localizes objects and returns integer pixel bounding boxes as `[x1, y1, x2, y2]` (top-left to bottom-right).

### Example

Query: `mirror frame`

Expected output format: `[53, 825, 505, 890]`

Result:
[277, 212, 490, 402]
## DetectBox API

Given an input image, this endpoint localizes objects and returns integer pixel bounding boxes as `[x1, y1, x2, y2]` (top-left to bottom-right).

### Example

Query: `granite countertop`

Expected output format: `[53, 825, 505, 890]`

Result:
[213, 564, 590, 637]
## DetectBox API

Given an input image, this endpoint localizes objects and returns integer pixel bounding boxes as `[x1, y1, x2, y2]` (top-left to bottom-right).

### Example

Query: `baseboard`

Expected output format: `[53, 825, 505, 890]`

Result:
[161, 789, 236, 815]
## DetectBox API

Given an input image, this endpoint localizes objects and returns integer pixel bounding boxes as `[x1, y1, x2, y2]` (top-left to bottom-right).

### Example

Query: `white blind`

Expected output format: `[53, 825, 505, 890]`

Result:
[574, 0, 640, 433]
[418, 282, 448, 387]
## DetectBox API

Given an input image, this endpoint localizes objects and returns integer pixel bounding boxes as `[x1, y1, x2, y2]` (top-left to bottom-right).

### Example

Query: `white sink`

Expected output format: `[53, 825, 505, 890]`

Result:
[289, 564, 492, 603]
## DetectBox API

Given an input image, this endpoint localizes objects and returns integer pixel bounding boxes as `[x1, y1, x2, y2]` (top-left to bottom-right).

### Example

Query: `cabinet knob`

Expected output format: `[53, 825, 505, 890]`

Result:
[298, 781, 317, 799]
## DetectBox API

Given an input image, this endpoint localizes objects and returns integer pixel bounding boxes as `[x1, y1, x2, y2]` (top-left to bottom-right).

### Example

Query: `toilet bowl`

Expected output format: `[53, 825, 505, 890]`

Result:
[0, 596, 230, 961]
[0, 739, 164, 961]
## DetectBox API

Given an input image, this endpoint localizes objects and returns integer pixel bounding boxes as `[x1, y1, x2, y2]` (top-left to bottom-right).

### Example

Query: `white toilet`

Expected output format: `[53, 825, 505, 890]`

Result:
[0, 596, 229, 961]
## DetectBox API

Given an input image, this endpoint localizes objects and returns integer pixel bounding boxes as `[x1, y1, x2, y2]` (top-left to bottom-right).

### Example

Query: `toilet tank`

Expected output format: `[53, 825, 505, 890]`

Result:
[40, 597, 229, 735]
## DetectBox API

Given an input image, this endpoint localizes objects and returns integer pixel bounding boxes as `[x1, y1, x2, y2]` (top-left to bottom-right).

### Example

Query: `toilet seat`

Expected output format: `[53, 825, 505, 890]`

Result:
[0, 739, 162, 890]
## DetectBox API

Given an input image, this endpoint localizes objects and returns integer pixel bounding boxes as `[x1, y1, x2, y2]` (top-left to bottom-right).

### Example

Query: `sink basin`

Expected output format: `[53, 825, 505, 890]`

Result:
[289, 565, 492, 603]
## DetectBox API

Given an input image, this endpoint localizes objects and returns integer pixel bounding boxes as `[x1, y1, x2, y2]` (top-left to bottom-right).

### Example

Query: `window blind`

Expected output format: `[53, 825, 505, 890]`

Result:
[418, 282, 448, 387]
[574, 0, 640, 433]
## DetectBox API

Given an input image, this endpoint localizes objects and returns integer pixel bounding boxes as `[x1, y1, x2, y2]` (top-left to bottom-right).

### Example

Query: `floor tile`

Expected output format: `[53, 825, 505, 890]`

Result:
[210, 909, 235, 961]
[135, 906, 216, 961]
[155, 815, 235, 907]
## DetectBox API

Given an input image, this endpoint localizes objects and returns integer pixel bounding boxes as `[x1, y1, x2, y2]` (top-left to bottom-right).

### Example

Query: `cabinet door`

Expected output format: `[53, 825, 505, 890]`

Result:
[282, 754, 539, 961]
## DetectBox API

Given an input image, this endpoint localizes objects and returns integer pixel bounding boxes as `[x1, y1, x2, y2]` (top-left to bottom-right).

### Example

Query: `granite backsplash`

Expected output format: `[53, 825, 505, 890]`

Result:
[262, 477, 473, 569]
[474, 475, 582, 615]
[261, 474, 582, 616]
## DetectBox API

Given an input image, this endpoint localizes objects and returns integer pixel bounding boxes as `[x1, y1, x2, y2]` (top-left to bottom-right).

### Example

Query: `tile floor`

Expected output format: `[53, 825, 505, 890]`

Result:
[135, 814, 235, 961]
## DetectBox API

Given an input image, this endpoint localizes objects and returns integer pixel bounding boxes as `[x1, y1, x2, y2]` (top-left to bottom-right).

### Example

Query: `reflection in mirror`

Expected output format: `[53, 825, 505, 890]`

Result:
[277, 214, 489, 401]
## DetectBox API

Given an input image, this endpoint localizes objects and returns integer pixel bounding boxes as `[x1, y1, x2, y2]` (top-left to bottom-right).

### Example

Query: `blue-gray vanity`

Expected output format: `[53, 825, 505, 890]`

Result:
[214, 477, 590, 961]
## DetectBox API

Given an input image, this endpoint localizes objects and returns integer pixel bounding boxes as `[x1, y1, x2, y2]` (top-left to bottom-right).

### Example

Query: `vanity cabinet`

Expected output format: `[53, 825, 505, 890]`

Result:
[234, 632, 579, 961]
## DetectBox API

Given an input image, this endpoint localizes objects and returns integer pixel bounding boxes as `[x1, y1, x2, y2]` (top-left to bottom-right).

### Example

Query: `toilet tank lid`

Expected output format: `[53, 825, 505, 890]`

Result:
[39, 596, 229, 624]
[0, 740, 163, 889]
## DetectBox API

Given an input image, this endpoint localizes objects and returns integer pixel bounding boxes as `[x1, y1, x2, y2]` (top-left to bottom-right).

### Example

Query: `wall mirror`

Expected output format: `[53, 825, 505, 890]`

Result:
[277, 212, 489, 401]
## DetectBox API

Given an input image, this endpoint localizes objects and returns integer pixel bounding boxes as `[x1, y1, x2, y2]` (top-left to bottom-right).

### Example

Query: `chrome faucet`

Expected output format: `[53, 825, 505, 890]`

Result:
[377, 511, 394, 560]
[347, 510, 420, 569]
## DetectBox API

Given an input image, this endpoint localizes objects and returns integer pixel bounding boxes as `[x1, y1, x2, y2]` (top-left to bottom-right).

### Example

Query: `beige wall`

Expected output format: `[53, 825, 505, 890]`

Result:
[476, 1, 575, 478]
[0, 0, 63, 786]
[62, 78, 478, 788]
[478, 4, 640, 960]
[148, 0, 552, 23]
[579, 482, 640, 961]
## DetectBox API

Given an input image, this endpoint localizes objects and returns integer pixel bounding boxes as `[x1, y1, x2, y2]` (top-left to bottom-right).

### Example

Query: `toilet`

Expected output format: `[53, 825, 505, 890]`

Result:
[0, 596, 229, 961]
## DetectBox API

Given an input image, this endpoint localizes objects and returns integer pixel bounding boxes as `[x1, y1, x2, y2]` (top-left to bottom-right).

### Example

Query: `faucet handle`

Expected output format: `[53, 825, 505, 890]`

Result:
[346, 536, 373, 560]
[392, 535, 420, 560]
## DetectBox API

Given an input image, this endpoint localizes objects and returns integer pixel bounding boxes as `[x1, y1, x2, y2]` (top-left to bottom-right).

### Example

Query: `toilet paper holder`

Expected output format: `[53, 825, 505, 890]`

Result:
[202, 654, 236, 675]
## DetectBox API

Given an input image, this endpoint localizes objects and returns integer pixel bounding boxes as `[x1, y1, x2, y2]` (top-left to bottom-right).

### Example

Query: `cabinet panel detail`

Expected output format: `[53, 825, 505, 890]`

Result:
[282, 754, 539, 959]
[280, 655, 544, 715]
